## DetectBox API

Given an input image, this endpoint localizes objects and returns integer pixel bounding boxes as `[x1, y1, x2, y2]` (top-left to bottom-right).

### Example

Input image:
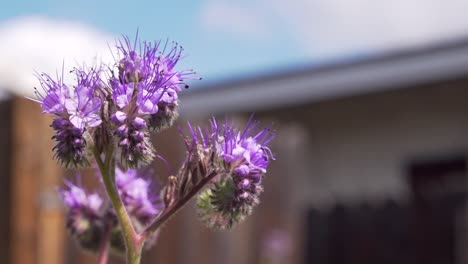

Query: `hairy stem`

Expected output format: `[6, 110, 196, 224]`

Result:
[142, 171, 217, 238]
[94, 148, 144, 264]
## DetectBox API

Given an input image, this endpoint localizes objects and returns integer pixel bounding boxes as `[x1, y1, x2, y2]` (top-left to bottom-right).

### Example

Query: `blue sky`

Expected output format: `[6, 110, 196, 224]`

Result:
[0, 0, 307, 85]
[1, 0, 468, 90]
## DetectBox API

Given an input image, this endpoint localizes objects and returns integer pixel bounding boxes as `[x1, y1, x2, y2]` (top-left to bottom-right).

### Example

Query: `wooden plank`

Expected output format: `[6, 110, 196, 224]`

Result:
[144, 125, 186, 264]
[11, 97, 65, 264]
[36, 102, 66, 264]
[0, 99, 12, 264]
[11, 97, 41, 264]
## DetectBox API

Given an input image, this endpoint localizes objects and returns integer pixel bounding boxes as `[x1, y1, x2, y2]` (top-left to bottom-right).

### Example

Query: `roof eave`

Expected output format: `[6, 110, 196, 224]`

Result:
[180, 39, 468, 116]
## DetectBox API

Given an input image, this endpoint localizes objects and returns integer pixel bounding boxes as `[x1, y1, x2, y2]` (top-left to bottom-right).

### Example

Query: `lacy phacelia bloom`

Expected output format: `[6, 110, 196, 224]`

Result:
[60, 168, 162, 254]
[35, 68, 103, 167]
[60, 182, 106, 252]
[34, 34, 198, 169]
[181, 117, 275, 229]
[110, 36, 197, 168]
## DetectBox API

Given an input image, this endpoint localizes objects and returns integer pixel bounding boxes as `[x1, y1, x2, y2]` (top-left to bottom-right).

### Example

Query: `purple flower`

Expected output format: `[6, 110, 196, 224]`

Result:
[112, 36, 168, 114]
[108, 167, 163, 253]
[116, 35, 159, 83]
[66, 68, 103, 129]
[112, 35, 197, 115]
[109, 35, 199, 166]
[182, 117, 275, 229]
[61, 182, 104, 216]
[185, 117, 274, 177]
[35, 68, 103, 128]
[60, 168, 163, 253]
[145, 43, 199, 131]
[115, 35, 196, 90]
[115, 167, 163, 224]
[35, 68, 103, 167]
[34, 72, 70, 115]
[60, 181, 107, 252]
[216, 117, 274, 178]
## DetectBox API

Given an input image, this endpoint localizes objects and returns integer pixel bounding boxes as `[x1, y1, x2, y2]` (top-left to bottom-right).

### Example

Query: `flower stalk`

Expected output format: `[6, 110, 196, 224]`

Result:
[93, 147, 144, 263]
[143, 171, 218, 237]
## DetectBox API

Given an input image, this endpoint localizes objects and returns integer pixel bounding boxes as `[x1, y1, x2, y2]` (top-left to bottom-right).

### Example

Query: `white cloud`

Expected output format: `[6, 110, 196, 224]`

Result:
[199, 1, 272, 41]
[200, 0, 468, 57]
[0, 16, 115, 97]
[270, 0, 468, 56]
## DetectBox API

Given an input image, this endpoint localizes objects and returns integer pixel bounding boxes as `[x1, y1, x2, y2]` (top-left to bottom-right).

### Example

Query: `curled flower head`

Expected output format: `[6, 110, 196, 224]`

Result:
[111, 111, 155, 168]
[51, 117, 89, 167]
[180, 117, 274, 229]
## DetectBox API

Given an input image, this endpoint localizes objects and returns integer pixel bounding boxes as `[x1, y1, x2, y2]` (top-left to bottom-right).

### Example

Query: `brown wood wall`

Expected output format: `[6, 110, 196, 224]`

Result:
[12, 79, 468, 264]
[10, 97, 65, 264]
[4, 98, 293, 264]
[0, 99, 12, 264]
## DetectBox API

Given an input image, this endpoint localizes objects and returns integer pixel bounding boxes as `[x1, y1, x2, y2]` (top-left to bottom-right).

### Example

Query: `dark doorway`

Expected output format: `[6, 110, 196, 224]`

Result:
[304, 155, 467, 264]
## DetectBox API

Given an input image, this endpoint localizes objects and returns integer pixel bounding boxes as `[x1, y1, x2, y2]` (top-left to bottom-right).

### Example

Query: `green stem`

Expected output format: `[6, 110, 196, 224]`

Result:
[142, 171, 217, 238]
[93, 148, 144, 264]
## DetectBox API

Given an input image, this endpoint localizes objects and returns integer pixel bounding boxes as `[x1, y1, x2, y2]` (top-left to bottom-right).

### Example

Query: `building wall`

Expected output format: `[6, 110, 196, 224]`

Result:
[160, 77, 468, 264]
[10, 77, 466, 264]
[270, 78, 468, 208]
[148, 77, 468, 264]
[249, 78, 468, 263]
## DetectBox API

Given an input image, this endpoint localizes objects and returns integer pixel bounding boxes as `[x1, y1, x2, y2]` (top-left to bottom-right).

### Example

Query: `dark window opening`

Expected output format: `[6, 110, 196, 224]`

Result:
[304, 155, 467, 264]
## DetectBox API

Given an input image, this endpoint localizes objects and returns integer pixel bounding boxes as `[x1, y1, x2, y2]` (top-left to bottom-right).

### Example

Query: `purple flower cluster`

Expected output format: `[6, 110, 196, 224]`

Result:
[110, 36, 197, 168]
[60, 181, 105, 251]
[35, 69, 103, 167]
[183, 117, 275, 229]
[34, 32, 276, 259]
[60, 168, 162, 253]
[34, 34, 197, 169]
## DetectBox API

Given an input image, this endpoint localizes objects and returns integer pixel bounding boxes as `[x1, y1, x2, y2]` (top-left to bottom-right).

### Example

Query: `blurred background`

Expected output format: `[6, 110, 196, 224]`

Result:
[1, 0, 468, 263]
